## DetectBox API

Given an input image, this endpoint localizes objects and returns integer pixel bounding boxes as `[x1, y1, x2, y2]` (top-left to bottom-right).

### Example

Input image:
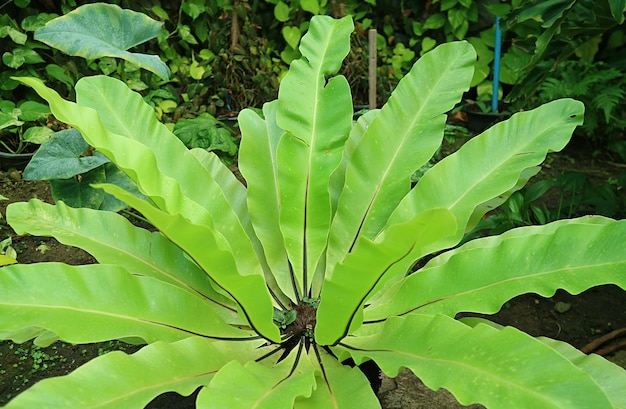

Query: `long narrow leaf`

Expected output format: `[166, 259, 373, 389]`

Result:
[326, 41, 475, 270]
[539, 337, 626, 409]
[383, 99, 585, 266]
[328, 109, 380, 212]
[239, 102, 297, 302]
[344, 314, 613, 409]
[316, 208, 456, 345]
[0, 263, 252, 345]
[6, 199, 240, 323]
[275, 16, 354, 298]
[426, 215, 615, 268]
[189, 147, 248, 224]
[197, 349, 316, 408]
[18, 76, 263, 282]
[364, 218, 626, 322]
[97, 183, 280, 342]
[3, 337, 261, 409]
[294, 349, 380, 409]
[75, 76, 259, 271]
[459, 317, 626, 409]
[190, 147, 287, 308]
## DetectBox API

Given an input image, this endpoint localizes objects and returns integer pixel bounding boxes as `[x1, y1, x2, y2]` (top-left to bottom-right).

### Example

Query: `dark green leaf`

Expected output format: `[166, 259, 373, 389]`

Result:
[274, 1, 291, 22]
[441, 0, 458, 12]
[177, 24, 198, 45]
[173, 113, 237, 154]
[282, 26, 301, 49]
[21, 13, 58, 32]
[22, 126, 53, 144]
[301, 0, 320, 14]
[97, 57, 117, 75]
[530, 204, 548, 224]
[524, 179, 556, 202]
[17, 100, 50, 121]
[182, 0, 206, 19]
[50, 166, 106, 209]
[0, 72, 19, 91]
[609, 0, 626, 23]
[99, 162, 146, 212]
[23, 129, 110, 180]
[0, 111, 22, 130]
[448, 8, 466, 30]
[0, 26, 27, 44]
[484, 3, 511, 16]
[10, 47, 45, 65]
[2, 51, 25, 69]
[423, 13, 446, 30]
[35, 3, 170, 80]
[507, 0, 576, 27]
[45, 64, 75, 89]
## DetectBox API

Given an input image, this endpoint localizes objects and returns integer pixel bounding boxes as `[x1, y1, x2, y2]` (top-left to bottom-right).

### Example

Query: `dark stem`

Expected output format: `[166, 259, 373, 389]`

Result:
[288, 258, 302, 303]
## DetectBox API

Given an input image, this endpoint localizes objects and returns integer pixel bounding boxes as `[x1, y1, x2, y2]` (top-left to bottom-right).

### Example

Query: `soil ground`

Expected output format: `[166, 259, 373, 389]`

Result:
[1, 144, 626, 408]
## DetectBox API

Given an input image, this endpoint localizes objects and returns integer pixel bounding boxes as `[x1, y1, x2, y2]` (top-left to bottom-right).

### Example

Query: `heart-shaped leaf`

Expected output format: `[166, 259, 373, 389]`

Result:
[274, 1, 291, 22]
[35, 3, 169, 80]
[282, 26, 301, 50]
[23, 129, 109, 180]
[301, 0, 320, 14]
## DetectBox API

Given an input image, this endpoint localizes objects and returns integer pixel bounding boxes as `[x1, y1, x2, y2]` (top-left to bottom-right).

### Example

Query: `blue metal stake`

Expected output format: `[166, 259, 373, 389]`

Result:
[492, 16, 502, 112]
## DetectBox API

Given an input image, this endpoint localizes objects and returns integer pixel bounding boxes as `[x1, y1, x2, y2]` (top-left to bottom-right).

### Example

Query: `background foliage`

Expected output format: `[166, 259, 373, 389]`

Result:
[2, 1, 623, 112]
[0, 0, 625, 164]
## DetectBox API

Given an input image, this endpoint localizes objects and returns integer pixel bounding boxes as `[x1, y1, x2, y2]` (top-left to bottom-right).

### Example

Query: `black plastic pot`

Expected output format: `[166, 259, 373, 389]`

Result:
[462, 102, 509, 133]
[0, 151, 34, 170]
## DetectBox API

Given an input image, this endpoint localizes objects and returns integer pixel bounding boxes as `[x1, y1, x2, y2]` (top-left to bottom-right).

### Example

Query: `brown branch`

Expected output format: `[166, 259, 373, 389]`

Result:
[595, 340, 626, 357]
[581, 327, 626, 354]
[230, 0, 240, 52]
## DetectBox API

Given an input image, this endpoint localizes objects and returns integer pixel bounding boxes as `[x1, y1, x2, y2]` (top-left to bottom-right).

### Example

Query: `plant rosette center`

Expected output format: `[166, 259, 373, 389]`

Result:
[274, 298, 319, 341]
